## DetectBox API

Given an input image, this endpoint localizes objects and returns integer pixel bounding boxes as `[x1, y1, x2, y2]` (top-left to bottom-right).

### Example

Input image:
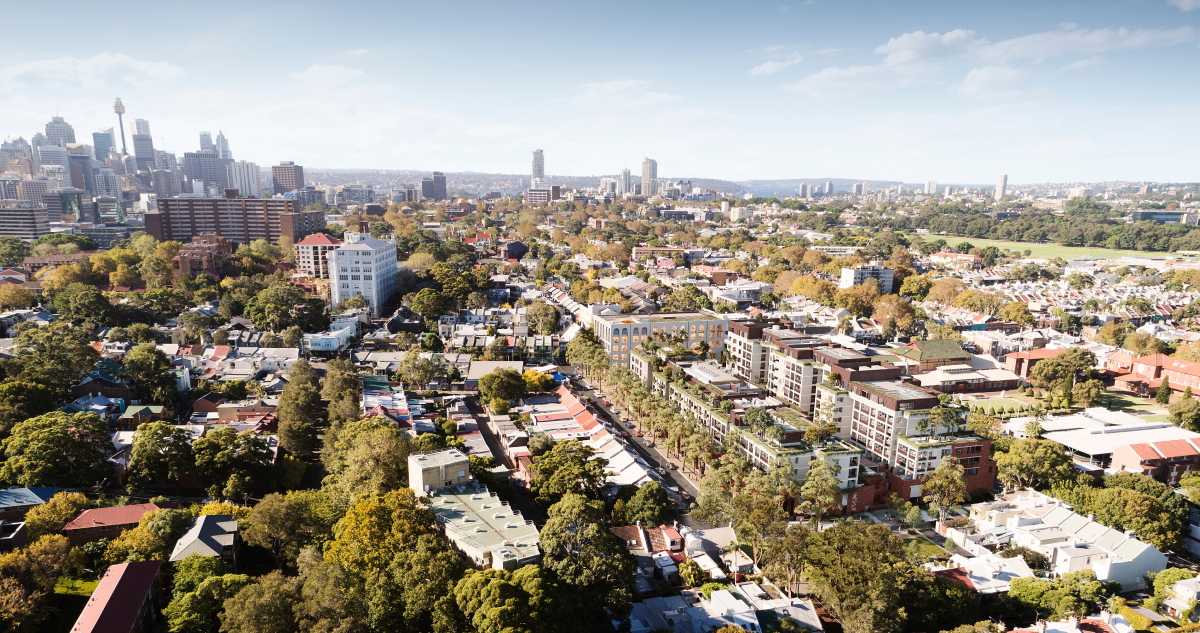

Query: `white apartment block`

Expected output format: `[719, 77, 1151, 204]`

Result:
[846, 379, 939, 467]
[838, 261, 894, 294]
[328, 231, 398, 317]
[226, 160, 261, 197]
[295, 232, 342, 279]
[593, 311, 726, 369]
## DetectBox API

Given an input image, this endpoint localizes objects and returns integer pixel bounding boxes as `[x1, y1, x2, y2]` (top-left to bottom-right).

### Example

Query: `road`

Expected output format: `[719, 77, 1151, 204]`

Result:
[569, 377, 706, 528]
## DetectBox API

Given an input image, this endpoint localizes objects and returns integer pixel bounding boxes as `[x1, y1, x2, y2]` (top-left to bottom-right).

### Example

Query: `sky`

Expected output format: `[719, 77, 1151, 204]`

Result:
[2, 0, 1199, 184]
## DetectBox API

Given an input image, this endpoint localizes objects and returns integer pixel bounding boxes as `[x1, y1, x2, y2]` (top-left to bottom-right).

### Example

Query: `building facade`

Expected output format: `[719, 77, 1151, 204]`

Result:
[272, 161, 304, 194]
[838, 262, 894, 293]
[295, 232, 342, 278]
[593, 311, 726, 369]
[226, 160, 261, 197]
[146, 196, 323, 244]
[0, 200, 50, 242]
[328, 231, 398, 317]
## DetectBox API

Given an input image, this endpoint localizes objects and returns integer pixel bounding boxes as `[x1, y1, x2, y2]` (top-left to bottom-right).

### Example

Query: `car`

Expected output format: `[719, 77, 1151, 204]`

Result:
[669, 463, 678, 470]
[634, 431, 643, 437]
[603, 400, 611, 406]
[654, 467, 667, 475]
[625, 422, 634, 429]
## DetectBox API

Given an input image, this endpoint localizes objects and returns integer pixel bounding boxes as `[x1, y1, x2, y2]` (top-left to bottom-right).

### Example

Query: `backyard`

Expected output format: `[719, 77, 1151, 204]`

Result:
[48, 577, 100, 633]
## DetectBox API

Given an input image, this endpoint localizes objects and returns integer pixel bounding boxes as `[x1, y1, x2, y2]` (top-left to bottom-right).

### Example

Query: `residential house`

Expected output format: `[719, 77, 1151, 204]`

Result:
[63, 503, 171, 544]
[1110, 438, 1200, 485]
[0, 487, 57, 522]
[170, 514, 240, 569]
[1005, 347, 1071, 381]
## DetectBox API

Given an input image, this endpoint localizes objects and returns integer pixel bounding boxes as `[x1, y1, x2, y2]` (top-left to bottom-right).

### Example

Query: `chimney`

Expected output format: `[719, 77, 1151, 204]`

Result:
[359, 220, 370, 233]
[1101, 610, 1112, 624]
[1067, 615, 1079, 627]
[1087, 513, 1096, 522]
[1034, 619, 1047, 633]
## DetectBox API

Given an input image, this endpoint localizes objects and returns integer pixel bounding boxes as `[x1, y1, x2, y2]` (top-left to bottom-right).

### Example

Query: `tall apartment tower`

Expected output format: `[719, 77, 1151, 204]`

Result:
[924, 181, 938, 195]
[45, 117, 75, 146]
[824, 180, 834, 195]
[132, 132, 155, 172]
[618, 168, 631, 196]
[532, 149, 544, 181]
[227, 161, 261, 197]
[92, 130, 115, 158]
[272, 161, 304, 194]
[199, 132, 214, 153]
[995, 174, 1007, 201]
[641, 158, 657, 197]
[798, 183, 810, 198]
[431, 171, 447, 200]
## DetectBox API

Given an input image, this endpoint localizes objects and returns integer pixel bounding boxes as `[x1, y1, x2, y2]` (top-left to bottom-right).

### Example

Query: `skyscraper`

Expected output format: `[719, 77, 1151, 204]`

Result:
[995, 174, 1007, 201]
[852, 182, 865, 196]
[216, 131, 232, 159]
[199, 132, 214, 153]
[132, 133, 155, 172]
[113, 98, 127, 154]
[924, 181, 938, 195]
[45, 117, 75, 146]
[432, 171, 447, 200]
[272, 161, 304, 194]
[641, 158, 657, 197]
[799, 183, 810, 199]
[825, 180, 834, 195]
[183, 152, 233, 191]
[0, 137, 32, 167]
[227, 160, 261, 197]
[96, 168, 121, 198]
[92, 129, 115, 158]
[532, 149, 544, 181]
[133, 119, 151, 136]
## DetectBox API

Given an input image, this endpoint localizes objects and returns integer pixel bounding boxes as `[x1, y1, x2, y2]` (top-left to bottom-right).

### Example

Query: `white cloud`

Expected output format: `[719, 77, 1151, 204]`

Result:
[751, 52, 803, 76]
[1169, 0, 1200, 10]
[980, 26, 1197, 63]
[571, 80, 684, 109]
[780, 63, 927, 96]
[957, 66, 1028, 97]
[1062, 56, 1103, 71]
[875, 29, 983, 66]
[345, 48, 369, 56]
[288, 64, 366, 86]
[0, 53, 182, 89]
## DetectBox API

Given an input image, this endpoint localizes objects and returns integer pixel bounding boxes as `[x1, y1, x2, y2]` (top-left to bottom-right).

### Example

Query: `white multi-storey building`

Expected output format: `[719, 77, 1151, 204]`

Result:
[593, 310, 727, 369]
[226, 160, 261, 197]
[838, 261, 894, 293]
[995, 173, 1007, 201]
[328, 231, 397, 317]
[295, 232, 342, 279]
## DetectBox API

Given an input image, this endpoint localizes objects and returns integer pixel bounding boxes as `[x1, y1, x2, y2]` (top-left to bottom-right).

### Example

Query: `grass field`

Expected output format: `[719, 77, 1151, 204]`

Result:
[902, 537, 947, 560]
[928, 237, 1164, 260]
[1105, 391, 1167, 413]
[48, 578, 100, 633]
[964, 397, 1028, 413]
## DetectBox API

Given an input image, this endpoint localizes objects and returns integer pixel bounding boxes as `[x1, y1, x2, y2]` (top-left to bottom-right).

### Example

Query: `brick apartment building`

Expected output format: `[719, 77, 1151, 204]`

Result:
[63, 502, 172, 545]
[172, 233, 233, 277]
[146, 196, 323, 244]
[1111, 438, 1200, 486]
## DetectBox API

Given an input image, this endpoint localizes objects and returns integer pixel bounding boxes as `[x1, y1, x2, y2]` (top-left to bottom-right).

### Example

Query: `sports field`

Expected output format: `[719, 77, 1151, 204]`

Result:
[916, 237, 1167, 261]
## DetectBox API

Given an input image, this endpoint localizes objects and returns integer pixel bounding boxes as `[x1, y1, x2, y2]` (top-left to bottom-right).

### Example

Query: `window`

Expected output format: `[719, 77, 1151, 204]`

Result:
[964, 467, 979, 476]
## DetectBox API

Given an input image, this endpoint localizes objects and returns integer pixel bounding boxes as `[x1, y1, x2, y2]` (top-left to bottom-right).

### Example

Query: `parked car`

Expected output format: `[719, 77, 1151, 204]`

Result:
[624, 422, 634, 429]
[634, 431, 643, 437]
[603, 400, 611, 406]
[669, 463, 678, 470]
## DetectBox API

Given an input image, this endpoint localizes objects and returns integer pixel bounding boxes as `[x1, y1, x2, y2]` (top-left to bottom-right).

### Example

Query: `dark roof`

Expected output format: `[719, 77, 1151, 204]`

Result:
[895, 339, 971, 361]
[70, 560, 161, 633]
[0, 487, 58, 509]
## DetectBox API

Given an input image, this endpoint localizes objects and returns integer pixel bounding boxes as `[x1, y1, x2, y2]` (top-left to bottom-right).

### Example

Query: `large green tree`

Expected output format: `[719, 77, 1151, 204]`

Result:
[802, 521, 916, 633]
[0, 412, 112, 487]
[538, 493, 633, 625]
[529, 440, 608, 507]
[125, 422, 195, 491]
[192, 426, 273, 499]
[624, 481, 669, 527]
[0, 381, 56, 438]
[995, 439, 1074, 491]
[479, 367, 526, 403]
[1, 321, 100, 397]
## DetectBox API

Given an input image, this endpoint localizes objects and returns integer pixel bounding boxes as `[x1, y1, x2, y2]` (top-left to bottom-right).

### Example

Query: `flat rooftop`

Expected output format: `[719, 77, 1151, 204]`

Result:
[860, 380, 935, 402]
[681, 362, 739, 385]
[820, 347, 869, 360]
[428, 481, 541, 562]
[598, 312, 717, 323]
[410, 448, 471, 469]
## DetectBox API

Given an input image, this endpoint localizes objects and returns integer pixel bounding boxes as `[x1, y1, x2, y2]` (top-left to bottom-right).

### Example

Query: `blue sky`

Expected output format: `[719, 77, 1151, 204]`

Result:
[2, 0, 1198, 183]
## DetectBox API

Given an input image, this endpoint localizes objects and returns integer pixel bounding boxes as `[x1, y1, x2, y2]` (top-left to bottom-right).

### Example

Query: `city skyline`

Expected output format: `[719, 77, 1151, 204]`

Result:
[0, 0, 1197, 182]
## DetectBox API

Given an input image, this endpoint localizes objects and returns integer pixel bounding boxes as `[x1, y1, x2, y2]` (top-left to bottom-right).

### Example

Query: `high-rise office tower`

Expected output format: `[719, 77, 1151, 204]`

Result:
[199, 132, 214, 153]
[216, 131, 232, 159]
[924, 181, 938, 194]
[272, 161, 304, 194]
[227, 160, 261, 197]
[0, 137, 32, 167]
[825, 180, 834, 195]
[92, 129, 115, 159]
[532, 149, 544, 181]
[132, 133, 155, 172]
[113, 98, 127, 154]
[155, 151, 183, 195]
[799, 183, 810, 199]
[618, 168, 631, 196]
[35, 145, 69, 170]
[96, 168, 121, 198]
[421, 177, 434, 200]
[45, 117, 75, 146]
[852, 182, 865, 196]
[995, 174, 1007, 201]
[133, 119, 151, 136]
[183, 152, 233, 191]
[432, 171, 447, 200]
[641, 158, 657, 197]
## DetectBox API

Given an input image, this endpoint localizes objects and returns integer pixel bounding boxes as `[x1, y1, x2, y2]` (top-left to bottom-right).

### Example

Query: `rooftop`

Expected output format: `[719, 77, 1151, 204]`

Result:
[428, 481, 540, 562]
[69, 561, 162, 633]
[857, 379, 937, 402]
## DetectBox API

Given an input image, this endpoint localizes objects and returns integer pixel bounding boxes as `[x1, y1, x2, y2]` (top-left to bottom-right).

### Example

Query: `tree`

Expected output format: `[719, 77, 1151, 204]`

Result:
[192, 426, 274, 499]
[834, 284, 879, 318]
[0, 381, 56, 439]
[454, 566, 562, 633]
[1028, 348, 1096, 392]
[996, 439, 1074, 491]
[922, 460, 967, 523]
[1000, 301, 1035, 326]
[1170, 397, 1200, 432]
[1072, 379, 1106, 408]
[762, 523, 810, 598]
[538, 493, 634, 622]
[164, 553, 252, 633]
[410, 288, 448, 319]
[394, 351, 451, 389]
[806, 399, 838, 444]
[218, 571, 302, 633]
[282, 325, 303, 349]
[678, 558, 705, 587]
[998, 545, 1049, 570]
[1158, 377, 1172, 405]
[54, 282, 111, 324]
[530, 440, 608, 507]
[624, 481, 669, 527]
[23, 492, 90, 541]
[479, 368, 526, 402]
[927, 278, 966, 304]
[1, 321, 100, 397]
[0, 412, 112, 487]
[799, 458, 841, 530]
[899, 275, 933, 300]
[371, 533, 469, 633]
[0, 284, 36, 311]
[0, 236, 30, 268]
[523, 369, 555, 393]
[325, 489, 440, 580]
[276, 361, 322, 458]
[125, 422, 195, 491]
[322, 418, 414, 507]
[803, 521, 915, 633]
[245, 491, 339, 570]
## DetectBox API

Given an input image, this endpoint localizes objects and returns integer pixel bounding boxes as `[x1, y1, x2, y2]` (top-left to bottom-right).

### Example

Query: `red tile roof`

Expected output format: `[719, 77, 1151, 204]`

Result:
[64, 503, 164, 531]
[1151, 439, 1200, 459]
[1007, 348, 1069, 360]
[69, 560, 161, 633]
[1128, 443, 1162, 461]
[296, 233, 342, 245]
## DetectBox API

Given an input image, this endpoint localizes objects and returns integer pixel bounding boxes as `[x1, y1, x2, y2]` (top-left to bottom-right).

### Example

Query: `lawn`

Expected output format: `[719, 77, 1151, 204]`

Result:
[963, 397, 1028, 414]
[48, 578, 100, 633]
[902, 537, 947, 560]
[928, 237, 1162, 261]
[1105, 391, 1167, 413]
